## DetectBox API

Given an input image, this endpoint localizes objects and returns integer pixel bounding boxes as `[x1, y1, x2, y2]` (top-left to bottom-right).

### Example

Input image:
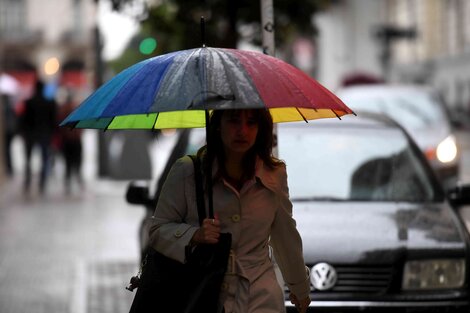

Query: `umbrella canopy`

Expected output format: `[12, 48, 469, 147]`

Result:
[60, 47, 354, 130]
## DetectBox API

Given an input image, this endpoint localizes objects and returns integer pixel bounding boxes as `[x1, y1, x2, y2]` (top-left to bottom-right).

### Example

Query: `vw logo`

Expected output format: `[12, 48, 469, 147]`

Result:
[310, 263, 338, 290]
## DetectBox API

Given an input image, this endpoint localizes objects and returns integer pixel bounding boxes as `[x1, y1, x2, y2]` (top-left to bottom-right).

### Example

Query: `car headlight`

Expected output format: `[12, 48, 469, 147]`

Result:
[436, 135, 458, 163]
[402, 259, 465, 290]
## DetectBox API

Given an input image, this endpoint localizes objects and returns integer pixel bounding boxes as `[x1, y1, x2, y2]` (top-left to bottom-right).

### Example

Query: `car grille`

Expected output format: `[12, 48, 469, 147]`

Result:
[329, 265, 393, 293]
[305, 265, 394, 294]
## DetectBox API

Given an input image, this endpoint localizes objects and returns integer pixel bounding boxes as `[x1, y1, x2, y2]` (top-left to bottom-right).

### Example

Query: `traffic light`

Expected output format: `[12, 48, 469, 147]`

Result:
[139, 37, 157, 55]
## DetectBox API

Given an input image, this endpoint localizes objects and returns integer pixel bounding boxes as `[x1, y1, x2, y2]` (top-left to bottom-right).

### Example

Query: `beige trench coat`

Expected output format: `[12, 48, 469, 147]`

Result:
[148, 156, 310, 313]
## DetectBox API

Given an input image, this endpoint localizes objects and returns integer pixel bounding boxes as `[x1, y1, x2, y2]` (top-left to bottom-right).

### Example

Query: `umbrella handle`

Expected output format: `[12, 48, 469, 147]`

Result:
[205, 110, 214, 219]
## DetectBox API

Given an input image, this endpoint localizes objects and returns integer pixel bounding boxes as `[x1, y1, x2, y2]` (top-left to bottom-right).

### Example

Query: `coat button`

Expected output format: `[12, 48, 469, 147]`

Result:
[221, 282, 229, 290]
[231, 214, 240, 222]
[174, 230, 182, 237]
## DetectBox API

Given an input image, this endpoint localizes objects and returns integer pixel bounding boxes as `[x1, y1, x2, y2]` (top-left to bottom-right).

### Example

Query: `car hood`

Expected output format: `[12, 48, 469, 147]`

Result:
[294, 201, 466, 265]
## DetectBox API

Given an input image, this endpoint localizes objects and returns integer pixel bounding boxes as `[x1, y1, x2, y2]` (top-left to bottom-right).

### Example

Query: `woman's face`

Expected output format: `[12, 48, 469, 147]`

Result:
[219, 110, 259, 157]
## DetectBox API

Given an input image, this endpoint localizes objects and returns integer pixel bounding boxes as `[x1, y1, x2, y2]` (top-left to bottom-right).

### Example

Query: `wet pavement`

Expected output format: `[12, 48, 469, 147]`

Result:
[0, 176, 144, 313]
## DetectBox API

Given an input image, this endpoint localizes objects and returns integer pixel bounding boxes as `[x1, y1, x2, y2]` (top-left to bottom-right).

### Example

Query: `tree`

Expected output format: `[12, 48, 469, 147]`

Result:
[108, 0, 332, 71]
[143, 0, 331, 50]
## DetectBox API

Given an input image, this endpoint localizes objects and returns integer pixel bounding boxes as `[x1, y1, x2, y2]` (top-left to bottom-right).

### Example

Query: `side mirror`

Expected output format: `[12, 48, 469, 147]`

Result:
[447, 183, 470, 206]
[126, 181, 151, 206]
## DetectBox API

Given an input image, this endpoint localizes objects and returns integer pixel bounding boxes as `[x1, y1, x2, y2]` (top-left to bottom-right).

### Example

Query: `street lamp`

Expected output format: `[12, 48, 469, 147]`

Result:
[44, 57, 61, 76]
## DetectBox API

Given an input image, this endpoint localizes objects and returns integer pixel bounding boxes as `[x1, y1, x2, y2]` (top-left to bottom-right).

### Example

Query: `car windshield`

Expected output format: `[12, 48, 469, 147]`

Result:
[340, 90, 447, 130]
[277, 123, 440, 202]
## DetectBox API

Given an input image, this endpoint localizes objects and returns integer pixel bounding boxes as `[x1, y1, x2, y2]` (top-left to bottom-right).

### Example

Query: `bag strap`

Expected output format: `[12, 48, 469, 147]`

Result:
[128, 155, 207, 289]
[189, 155, 206, 226]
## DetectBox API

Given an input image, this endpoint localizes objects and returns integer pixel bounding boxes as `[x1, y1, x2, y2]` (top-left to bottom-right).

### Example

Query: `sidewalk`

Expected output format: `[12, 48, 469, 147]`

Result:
[0, 176, 144, 313]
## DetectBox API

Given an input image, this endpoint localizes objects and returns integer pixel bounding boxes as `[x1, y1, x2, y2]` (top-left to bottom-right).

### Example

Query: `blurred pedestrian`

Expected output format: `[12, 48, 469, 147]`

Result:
[58, 91, 83, 194]
[21, 79, 58, 194]
[1, 93, 18, 176]
[149, 109, 311, 313]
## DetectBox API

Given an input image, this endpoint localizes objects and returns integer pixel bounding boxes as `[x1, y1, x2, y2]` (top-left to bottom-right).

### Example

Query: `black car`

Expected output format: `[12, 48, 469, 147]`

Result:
[127, 112, 470, 312]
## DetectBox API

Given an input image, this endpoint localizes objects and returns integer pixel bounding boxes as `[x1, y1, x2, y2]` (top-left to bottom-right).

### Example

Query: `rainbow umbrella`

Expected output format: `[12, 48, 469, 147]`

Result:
[60, 47, 354, 130]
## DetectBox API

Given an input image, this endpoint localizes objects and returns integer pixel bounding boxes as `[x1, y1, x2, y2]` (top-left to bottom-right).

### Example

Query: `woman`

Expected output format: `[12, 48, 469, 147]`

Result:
[149, 109, 311, 313]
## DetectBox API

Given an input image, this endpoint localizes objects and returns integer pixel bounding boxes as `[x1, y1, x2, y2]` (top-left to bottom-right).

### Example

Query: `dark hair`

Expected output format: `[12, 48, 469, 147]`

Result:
[197, 108, 282, 184]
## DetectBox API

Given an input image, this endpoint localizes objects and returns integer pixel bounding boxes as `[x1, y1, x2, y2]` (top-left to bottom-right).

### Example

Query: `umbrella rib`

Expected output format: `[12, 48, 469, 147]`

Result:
[295, 108, 309, 123]
[69, 121, 79, 129]
[104, 117, 115, 131]
[152, 112, 159, 129]
[332, 110, 342, 120]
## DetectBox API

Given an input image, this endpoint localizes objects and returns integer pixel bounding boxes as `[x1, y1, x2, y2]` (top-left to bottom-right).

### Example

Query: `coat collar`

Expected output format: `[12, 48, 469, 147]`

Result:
[254, 157, 280, 193]
[212, 156, 281, 193]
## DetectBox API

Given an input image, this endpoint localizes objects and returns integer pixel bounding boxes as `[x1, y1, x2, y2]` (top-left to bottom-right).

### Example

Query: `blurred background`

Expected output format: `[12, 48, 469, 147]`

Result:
[1, 0, 470, 312]
[1, 0, 470, 183]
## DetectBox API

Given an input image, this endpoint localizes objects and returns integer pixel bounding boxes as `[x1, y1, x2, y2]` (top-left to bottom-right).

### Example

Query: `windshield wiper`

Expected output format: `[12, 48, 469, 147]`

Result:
[291, 196, 345, 202]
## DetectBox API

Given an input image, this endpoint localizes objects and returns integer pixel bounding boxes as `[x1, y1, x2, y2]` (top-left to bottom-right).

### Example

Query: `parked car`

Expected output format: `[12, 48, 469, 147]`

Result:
[277, 113, 470, 312]
[127, 112, 470, 312]
[336, 84, 460, 188]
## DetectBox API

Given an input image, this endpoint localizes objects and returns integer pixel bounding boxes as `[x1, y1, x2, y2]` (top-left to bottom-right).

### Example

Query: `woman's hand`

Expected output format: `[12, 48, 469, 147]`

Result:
[191, 217, 221, 244]
[289, 293, 311, 313]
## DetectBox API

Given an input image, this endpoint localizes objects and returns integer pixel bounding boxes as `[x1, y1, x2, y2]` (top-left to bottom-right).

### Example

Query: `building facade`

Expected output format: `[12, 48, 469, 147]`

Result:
[315, 0, 470, 113]
[386, 0, 470, 111]
[0, 0, 98, 103]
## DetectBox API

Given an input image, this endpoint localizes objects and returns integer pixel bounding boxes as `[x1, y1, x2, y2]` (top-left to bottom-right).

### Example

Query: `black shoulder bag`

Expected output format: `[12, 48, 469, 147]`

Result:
[128, 155, 232, 313]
